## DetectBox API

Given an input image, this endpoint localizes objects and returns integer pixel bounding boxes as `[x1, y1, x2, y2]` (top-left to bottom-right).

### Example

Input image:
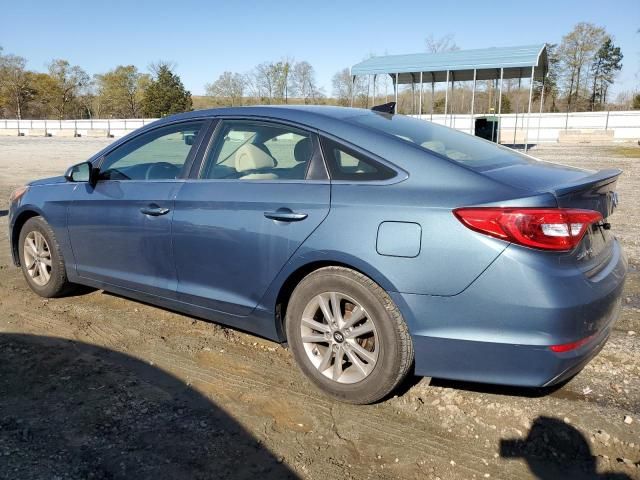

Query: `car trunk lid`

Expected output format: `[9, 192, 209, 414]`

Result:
[483, 163, 621, 270]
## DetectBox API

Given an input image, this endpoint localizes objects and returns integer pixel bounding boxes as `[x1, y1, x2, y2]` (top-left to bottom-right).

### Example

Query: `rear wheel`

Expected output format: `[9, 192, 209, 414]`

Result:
[18, 216, 74, 298]
[286, 267, 413, 404]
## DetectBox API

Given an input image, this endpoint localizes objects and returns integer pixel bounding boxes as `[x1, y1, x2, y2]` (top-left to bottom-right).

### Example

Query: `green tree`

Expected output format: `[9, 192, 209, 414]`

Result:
[142, 63, 192, 117]
[589, 37, 623, 109]
[47, 59, 90, 119]
[95, 65, 150, 117]
[534, 43, 561, 112]
[0, 53, 34, 119]
[632, 93, 640, 110]
[28, 72, 58, 118]
[559, 22, 606, 111]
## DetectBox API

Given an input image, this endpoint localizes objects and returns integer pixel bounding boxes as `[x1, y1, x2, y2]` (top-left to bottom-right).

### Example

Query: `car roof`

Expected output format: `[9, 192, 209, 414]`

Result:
[169, 104, 370, 121]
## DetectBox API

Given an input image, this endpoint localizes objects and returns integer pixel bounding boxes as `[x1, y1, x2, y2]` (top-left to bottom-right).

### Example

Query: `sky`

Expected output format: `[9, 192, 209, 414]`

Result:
[1, 0, 639, 97]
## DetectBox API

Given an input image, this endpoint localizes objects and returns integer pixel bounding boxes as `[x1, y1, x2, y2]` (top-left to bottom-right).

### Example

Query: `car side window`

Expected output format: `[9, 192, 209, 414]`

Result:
[201, 121, 314, 180]
[320, 137, 396, 181]
[100, 121, 204, 181]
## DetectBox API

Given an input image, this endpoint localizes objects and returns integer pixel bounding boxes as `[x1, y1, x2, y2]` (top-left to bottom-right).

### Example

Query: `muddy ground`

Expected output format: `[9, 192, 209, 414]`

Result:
[0, 137, 638, 480]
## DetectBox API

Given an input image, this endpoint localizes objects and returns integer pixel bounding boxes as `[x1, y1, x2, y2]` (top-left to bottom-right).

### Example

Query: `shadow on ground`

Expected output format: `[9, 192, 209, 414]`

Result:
[0, 209, 8, 218]
[0, 333, 298, 480]
[500, 416, 633, 480]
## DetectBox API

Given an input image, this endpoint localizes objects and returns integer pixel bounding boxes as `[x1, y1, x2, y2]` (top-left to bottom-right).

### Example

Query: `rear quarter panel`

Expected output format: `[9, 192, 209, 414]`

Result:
[260, 143, 553, 303]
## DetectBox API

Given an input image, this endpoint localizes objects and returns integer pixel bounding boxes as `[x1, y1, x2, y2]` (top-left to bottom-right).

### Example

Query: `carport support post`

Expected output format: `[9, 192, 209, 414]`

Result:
[372, 74, 377, 106]
[537, 76, 545, 144]
[419, 72, 423, 118]
[470, 69, 476, 134]
[410, 74, 416, 114]
[394, 73, 399, 113]
[444, 70, 449, 126]
[449, 72, 455, 128]
[430, 73, 435, 121]
[496, 67, 504, 144]
[514, 75, 522, 145]
[350, 75, 355, 107]
[366, 75, 371, 108]
[524, 66, 535, 152]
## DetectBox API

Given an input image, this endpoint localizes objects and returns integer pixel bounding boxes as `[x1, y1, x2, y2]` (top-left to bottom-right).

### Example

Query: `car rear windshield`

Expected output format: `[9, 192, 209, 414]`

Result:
[348, 113, 537, 171]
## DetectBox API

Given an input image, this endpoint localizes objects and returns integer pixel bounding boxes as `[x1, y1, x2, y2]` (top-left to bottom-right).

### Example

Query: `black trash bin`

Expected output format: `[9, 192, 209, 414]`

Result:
[474, 116, 499, 142]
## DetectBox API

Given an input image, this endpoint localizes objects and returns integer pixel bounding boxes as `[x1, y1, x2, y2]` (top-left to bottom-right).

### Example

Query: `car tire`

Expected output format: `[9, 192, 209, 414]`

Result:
[18, 216, 74, 298]
[285, 266, 414, 404]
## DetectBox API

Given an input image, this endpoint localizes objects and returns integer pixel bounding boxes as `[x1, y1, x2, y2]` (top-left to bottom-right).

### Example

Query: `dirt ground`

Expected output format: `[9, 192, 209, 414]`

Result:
[0, 137, 638, 480]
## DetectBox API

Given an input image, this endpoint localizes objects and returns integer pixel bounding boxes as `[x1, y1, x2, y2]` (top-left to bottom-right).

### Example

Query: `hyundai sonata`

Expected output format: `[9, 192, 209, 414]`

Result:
[8, 106, 627, 404]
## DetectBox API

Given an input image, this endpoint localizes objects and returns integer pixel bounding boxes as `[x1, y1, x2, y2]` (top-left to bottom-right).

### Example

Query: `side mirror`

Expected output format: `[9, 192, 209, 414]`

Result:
[65, 161, 97, 186]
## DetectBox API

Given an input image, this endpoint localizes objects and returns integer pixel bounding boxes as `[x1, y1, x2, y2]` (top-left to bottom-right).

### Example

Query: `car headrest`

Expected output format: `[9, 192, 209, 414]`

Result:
[235, 144, 276, 172]
[294, 137, 312, 164]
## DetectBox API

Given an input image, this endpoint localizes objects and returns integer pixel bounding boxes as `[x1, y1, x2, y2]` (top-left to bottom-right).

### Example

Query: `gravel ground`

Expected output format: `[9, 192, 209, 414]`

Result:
[0, 137, 638, 480]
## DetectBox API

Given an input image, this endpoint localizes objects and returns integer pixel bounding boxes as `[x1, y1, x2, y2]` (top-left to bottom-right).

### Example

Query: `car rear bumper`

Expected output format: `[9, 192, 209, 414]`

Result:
[391, 239, 627, 387]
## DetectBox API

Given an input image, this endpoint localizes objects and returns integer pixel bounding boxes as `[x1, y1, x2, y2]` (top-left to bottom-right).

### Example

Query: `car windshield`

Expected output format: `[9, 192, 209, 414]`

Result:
[348, 113, 538, 171]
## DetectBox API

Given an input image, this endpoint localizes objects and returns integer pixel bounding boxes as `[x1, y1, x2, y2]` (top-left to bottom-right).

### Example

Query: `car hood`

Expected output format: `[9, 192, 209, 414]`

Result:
[28, 175, 67, 186]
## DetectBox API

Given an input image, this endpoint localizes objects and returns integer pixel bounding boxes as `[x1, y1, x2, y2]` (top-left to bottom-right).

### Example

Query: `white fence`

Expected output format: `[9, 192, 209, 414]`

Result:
[1, 111, 639, 143]
[414, 110, 640, 143]
[0, 118, 158, 138]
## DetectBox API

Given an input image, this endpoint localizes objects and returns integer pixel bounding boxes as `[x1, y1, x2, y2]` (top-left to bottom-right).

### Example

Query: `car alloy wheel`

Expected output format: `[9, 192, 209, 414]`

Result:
[300, 291, 379, 384]
[23, 230, 52, 286]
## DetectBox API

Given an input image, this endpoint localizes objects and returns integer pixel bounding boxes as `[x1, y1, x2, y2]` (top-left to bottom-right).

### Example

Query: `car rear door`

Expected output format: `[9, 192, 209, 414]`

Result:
[171, 118, 330, 316]
[67, 120, 209, 297]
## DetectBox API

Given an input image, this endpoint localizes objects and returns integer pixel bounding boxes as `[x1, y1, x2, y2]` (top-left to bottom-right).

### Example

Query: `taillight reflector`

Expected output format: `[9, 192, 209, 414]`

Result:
[453, 207, 603, 251]
[549, 334, 596, 353]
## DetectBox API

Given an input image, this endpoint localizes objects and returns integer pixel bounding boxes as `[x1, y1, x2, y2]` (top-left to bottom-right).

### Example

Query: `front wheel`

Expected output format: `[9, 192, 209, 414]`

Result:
[18, 216, 74, 298]
[285, 267, 414, 404]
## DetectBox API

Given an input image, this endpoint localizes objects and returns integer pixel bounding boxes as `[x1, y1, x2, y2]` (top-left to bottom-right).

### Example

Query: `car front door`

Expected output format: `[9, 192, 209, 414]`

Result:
[67, 120, 208, 297]
[172, 119, 330, 316]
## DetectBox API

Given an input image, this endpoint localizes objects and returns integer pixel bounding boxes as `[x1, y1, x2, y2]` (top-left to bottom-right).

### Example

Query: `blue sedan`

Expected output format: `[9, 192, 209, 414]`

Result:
[8, 106, 627, 404]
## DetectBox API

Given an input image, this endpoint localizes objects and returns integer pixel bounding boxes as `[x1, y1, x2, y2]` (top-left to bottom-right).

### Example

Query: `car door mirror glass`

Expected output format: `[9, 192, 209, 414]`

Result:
[65, 161, 92, 182]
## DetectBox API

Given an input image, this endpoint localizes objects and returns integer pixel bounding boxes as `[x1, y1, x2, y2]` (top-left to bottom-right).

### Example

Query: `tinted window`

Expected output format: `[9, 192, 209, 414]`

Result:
[100, 121, 204, 180]
[321, 138, 396, 181]
[348, 113, 536, 171]
[202, 121, 314, 180]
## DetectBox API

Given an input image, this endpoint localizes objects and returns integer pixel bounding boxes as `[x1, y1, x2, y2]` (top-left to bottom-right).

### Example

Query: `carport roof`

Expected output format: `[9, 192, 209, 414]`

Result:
[351, 44, 548, 83]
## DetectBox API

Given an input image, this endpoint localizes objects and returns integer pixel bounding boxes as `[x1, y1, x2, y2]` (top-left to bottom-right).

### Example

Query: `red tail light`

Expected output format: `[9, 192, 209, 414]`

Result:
[453, 207, 603, 251]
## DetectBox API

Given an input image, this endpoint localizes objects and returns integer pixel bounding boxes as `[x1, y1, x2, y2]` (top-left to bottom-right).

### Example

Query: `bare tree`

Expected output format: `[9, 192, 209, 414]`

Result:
[425, 34, 459, 53]
[249, 59, 293, 104]
[291, 61, 321, 104]
[332, 68, 367, 106]
[205, 71, 246, 106]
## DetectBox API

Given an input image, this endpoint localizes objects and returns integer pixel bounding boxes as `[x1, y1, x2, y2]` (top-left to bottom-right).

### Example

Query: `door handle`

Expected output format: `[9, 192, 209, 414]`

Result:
[140, 206, 170, 216]
[264, 209, 308, 222]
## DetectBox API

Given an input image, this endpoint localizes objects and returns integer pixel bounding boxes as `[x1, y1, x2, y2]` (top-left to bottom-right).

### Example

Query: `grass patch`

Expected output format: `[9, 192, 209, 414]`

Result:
[611, 145, 640, 158]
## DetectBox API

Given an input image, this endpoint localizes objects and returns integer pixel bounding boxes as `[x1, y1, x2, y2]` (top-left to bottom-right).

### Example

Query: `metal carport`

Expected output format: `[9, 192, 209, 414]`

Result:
[350, 44, 548, 150]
